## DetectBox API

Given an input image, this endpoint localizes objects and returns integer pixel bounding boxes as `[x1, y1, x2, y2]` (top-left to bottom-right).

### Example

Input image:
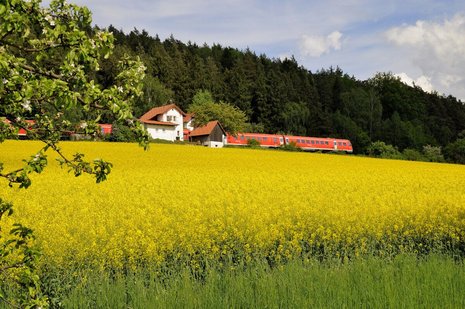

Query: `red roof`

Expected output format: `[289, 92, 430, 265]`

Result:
[189, 120, 226, 137]
[3, 119, 35, 135]
[97, 123, 113, 134]
[139, 103, 185, 124]
[183, 113, 194, 123]
[142, 120, 177, 126]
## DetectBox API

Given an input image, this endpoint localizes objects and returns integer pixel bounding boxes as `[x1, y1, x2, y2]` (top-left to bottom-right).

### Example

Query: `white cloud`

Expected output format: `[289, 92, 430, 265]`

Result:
[395, 73, 434, 92]
[386, 14, 465, 99]
[300, 31, 343, 57]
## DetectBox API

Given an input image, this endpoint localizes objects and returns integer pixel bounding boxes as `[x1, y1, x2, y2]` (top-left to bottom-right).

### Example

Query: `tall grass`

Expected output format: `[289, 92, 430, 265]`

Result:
[60, 254, 465, 308]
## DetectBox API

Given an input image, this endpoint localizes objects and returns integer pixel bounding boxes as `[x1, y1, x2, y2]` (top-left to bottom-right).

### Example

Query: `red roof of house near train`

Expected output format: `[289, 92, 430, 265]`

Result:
[183, 113, 194, 123]
[189, 120, 226, 137]
[139, 104, 185, 125]
[3, 119, 35, 136]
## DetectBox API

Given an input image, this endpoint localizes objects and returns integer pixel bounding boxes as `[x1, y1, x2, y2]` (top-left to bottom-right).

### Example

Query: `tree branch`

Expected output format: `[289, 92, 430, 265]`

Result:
[16, 62, 63, 80]
[3, 40, 67, 53]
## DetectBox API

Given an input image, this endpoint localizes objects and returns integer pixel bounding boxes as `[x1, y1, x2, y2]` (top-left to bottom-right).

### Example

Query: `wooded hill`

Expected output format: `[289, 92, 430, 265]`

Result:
[99, 26, 465, 154]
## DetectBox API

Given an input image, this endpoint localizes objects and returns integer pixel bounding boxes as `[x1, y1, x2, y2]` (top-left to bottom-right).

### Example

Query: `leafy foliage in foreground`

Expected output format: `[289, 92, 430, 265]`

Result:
[0, 0, 148, 306]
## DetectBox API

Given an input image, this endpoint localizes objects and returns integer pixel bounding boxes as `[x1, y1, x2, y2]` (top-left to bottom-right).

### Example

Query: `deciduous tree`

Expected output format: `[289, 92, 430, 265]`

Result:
[188, 90, 247, 134]
[0, 0, 148, 306]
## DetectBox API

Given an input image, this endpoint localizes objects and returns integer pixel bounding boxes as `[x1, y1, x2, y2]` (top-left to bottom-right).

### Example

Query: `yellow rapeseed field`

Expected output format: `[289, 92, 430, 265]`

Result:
[1, 140, 465, 269]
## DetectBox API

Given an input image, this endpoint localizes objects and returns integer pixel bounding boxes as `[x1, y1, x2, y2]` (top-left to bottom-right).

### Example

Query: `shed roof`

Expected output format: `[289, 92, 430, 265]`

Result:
[189, 120, 226, 137]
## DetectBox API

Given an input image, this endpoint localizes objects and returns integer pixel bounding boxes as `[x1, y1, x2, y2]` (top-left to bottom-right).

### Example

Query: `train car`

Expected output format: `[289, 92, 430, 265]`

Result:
[226, 133, 284, 147]
[283, 135, 353, 153]
[333, 139, 353, 152]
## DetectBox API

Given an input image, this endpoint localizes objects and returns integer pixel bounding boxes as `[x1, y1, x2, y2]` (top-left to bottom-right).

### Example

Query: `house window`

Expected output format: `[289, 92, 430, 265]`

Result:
[167, 115, 176, 122]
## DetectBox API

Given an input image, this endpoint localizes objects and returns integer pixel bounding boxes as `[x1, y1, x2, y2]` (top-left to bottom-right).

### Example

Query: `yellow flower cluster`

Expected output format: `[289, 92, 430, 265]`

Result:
[1, 141, 465, 269]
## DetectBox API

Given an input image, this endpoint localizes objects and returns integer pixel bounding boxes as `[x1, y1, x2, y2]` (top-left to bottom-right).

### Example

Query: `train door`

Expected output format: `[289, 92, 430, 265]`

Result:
[333, 140, 338, 150]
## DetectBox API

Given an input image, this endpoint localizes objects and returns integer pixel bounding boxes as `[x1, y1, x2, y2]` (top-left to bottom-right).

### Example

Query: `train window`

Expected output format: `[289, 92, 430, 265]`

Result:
[280, 137, 284, 143]
[263, 137, 268, 141]
[325, 141, 329, 145]
[296, 139, 300, 143]
[273, 138, 277, 143]
[343, 142, 347, 146]
[311, 140, 314, 144]
[246, 137, 250, 140]
[257, 137, 262, 141]
[285, 138, 289, 143]
[315, 141, 319, 144]
[240, 135, 245, 140]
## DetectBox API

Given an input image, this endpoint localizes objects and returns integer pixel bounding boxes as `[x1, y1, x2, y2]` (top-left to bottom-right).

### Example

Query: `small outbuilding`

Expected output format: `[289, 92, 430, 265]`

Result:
[189, 120, 226, 148]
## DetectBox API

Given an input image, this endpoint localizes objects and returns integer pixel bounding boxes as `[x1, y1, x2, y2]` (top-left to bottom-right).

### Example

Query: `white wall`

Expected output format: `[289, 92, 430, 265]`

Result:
[146, 108, 184, 141]
[146, 124, 177, 141]
[184, 119, 195, 131]
[205, 141, 224, 148]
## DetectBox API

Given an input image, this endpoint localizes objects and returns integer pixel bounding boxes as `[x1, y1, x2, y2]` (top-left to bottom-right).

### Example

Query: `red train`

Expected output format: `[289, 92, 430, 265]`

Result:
[226, 133, 353, 153]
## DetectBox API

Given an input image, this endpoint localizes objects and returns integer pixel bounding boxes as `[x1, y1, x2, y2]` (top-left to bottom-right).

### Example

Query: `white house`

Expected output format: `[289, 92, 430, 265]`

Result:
[183, 113, 195, 131]
[139, 104, 185, 141]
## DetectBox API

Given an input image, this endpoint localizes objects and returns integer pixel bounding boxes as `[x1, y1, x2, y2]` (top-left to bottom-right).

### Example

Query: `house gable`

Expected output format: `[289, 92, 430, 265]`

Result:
[140, 103, 185, 141]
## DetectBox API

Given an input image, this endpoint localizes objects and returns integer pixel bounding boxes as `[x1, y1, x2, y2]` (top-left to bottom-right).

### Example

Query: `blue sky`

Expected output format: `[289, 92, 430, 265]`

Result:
[48, 0, 465, 100]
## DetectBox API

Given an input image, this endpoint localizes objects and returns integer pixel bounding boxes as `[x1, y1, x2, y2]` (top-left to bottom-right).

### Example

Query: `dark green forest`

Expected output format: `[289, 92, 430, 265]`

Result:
[99, 26, 465, 156]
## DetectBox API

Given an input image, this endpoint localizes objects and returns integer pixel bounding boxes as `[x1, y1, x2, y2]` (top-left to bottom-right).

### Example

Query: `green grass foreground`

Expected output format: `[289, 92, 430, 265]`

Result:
[56, 254, 465, 308]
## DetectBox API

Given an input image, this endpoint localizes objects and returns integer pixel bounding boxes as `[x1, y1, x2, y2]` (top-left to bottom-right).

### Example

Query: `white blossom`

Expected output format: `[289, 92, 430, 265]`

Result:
[44, 14, 55, 26]
[22, 100, 32, 112]
[33, 153, 41, 162]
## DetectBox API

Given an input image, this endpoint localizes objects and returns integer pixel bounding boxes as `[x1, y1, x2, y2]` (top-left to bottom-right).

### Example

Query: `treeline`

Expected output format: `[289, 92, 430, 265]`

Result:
[99, 26, 465, 156]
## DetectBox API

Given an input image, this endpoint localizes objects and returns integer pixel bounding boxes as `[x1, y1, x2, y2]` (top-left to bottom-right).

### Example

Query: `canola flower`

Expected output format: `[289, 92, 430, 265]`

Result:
[1, 140, 465, 270]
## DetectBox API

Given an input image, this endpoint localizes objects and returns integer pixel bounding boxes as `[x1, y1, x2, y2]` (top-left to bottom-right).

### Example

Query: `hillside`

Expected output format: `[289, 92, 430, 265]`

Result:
[97, 27, 465, 154]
